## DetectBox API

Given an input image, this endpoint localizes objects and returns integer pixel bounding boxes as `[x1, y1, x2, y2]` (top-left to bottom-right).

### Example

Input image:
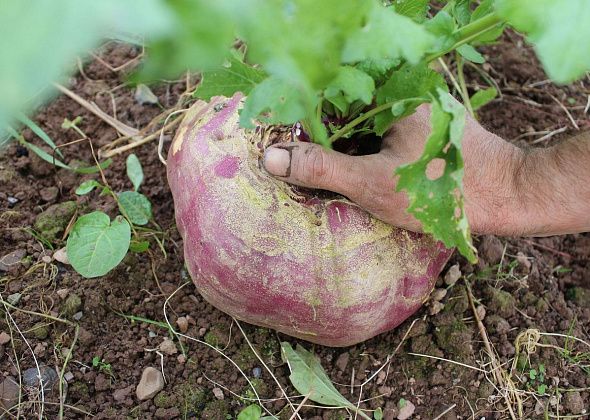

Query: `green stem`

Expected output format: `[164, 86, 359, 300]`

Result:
[425, 13, 502, 62]
[327, 101, 399, 144]
[455, 52, 474, 117]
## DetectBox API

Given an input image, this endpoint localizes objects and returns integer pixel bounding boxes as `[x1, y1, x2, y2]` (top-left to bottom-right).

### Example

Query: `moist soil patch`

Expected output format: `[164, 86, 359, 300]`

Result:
[1, 37, 589, 419]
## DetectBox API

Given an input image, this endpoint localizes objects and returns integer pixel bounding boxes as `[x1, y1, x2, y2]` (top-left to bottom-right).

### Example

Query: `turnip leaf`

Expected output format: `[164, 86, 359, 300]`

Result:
[325, 67, 375, 109]
[195, 57, 267, 101]
[392, 0, 430, 23]
[395, 89, 477, 262]
[126, 154, 144, 192]
[470, 87, 498, 111]
[497, 0, 590, 83]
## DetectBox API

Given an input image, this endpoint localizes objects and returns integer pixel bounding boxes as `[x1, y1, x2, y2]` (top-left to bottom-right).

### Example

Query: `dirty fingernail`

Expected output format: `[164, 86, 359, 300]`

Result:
[263, 147, 290, 177]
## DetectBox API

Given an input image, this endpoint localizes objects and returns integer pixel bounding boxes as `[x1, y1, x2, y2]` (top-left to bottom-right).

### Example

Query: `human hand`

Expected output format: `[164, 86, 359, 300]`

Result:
[263, 104, 526, 235]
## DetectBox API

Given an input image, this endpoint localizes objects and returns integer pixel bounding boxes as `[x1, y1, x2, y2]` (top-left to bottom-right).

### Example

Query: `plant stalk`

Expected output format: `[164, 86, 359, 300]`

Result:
[327, 101, 400, 144]
[455, 52, 474, 117]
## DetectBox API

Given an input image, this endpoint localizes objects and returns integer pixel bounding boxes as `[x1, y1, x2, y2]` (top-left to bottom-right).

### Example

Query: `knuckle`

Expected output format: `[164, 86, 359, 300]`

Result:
[297, 147, 334, 187]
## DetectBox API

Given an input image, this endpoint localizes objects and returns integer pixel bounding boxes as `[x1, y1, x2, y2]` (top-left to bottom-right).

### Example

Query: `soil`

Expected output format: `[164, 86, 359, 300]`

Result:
[1, 35, 589, 420]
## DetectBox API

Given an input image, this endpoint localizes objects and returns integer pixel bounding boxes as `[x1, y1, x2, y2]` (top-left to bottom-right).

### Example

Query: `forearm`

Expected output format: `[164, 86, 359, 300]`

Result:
[512, 132, 590, 236]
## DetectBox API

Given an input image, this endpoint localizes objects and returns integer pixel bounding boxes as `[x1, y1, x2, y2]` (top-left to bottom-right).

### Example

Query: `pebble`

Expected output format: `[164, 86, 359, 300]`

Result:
[7, 197, 18, 206]
[176, 316, 189, 333]
[149, 331, 157, 338]
[479, 235, 504, 265]
[335, 352, 350, 371]
[212, 387, 224, 400]
[39, 186, 59, 202]
[6, 293, 22, 306]
[136, 367, 165, 401]
[64, 372, 74, 382]
[41, 255, 52, 264]
[397, 399, 416, 420]
[53, 248, 70, 265]
[475, 305, 486, 321]
[252, 367, 262, 378]
[177, 354, 186, 364]
[56, 288, 69, 300]
[516, 251, 532, 269]
[198, 327, 207, 337]
[429, 301, 445, 316]
[159, 338, 178, 356]
[444, 264, 461, 286]
[431, 288, 447, 302]
[23, 366, 59, 393]
[0, 376, 19, 410]
[0, 249, 26, 272]
[73, 312, 83, 321]
[0, 332, 10, 345]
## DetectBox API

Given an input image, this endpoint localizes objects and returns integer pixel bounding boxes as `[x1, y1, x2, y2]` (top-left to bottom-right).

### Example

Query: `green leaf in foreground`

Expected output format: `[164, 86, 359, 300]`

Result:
[395, 89, 476, 262]
[194, 57, 266, 101]
[66, 211, 131, 278]
[118, 191, 152, 226]
[126, 153, 144, 191]
[457, 44, 485, 64]
[496, 0, 590, 83]
[470, 87, 498, 111]
[280, 343, 371, 419]
[324, 66, 375, 113]
[392, 0, 430, 23]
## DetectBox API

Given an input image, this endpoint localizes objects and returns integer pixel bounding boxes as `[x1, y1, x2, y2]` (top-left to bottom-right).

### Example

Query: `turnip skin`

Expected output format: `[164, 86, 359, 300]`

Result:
[167, 93, 452, 347]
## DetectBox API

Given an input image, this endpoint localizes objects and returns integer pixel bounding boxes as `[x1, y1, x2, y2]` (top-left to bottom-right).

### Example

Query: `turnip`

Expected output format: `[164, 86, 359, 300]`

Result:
[167, 93, 452, 347]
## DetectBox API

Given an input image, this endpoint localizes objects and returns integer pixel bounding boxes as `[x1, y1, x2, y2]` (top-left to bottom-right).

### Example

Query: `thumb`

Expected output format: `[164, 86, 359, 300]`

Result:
[263, 142, 361, 194]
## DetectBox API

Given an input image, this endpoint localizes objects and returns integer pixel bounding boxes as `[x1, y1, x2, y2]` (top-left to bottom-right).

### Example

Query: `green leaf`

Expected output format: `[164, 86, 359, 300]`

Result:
[138, 0, 234, 80]
[496, 0, 590, 83]
[392, 0, 430, 23]
[73, 158, 113, 175]
[470, 0, 504, 44]
[453, 0, 473, 26]
[373, 407, 383, 420]
[470, 87, 497, 111]
[75, 180, 102, 196]
[457, 44, 485, 63]
[0, 0, 173, 129]
[395, 89, 476, 262]
[129, 240, 150, 253]
[17, 113, 64, 158]
[126, 154, 144, 192]
[19, 138, 71, 170]
[325, 67, 375, 112]
[240, 77, 309, 129]
[237, 405, 262, 420]
[374, 63, 446, 135]
[281, 342, 353, 408]
[194, 57, 267, 101]
[66, 211, 131, 278]
[424, 10, 456, 52]
[343, 3, 434, 65]
[118, 191, 153, 226]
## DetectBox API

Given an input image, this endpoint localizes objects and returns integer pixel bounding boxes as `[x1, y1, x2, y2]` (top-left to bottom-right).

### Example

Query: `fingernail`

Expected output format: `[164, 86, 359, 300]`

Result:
[263, 147, 290, 177]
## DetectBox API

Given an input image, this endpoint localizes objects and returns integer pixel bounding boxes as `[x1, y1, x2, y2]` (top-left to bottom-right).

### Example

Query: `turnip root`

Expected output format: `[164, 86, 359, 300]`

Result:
[167, 93, 452, 347]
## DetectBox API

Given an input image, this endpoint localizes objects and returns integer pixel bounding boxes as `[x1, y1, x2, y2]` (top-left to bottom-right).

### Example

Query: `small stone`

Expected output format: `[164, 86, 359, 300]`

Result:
[397, 399, 416, 420]
[53, 248, 70, 265]
[23, 366, 59, 392]
[431, 288, 447, 302]
[429, 301, 445, 316]
[335, 352, 350, 371]
[212, 387, 224, 400]
[516, 252, 531, 269]
[177, 354, 186, 364]
[0, 376, 19, 410]
[159, 339, 177, 356]
[176, 317, 189, 333]
[72, 312, 83, 321]
[475, 305, 486, 321]
[39, 186, 59, 203]
[444, 264, 461, 286]
[56, 288, 69, 299]
[252, 367, 262, 379]
[135, 84, 159, 105]
[7, 197, 18, 206]
[33, 343, 46, 357]
[198, 327, 207, 337]
[0, 249, 26, 272]
[0, 332, 10, 345]
[136, 367, 165, 401]
[64, 372, 74, 382]
[41, 255, 52, 264]
[6, 293, 22, 306]
[149, 331, 157, 338]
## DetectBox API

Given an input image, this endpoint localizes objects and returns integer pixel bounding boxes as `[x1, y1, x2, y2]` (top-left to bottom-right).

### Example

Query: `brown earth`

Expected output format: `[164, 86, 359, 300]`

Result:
[0, 36, 589, 419]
